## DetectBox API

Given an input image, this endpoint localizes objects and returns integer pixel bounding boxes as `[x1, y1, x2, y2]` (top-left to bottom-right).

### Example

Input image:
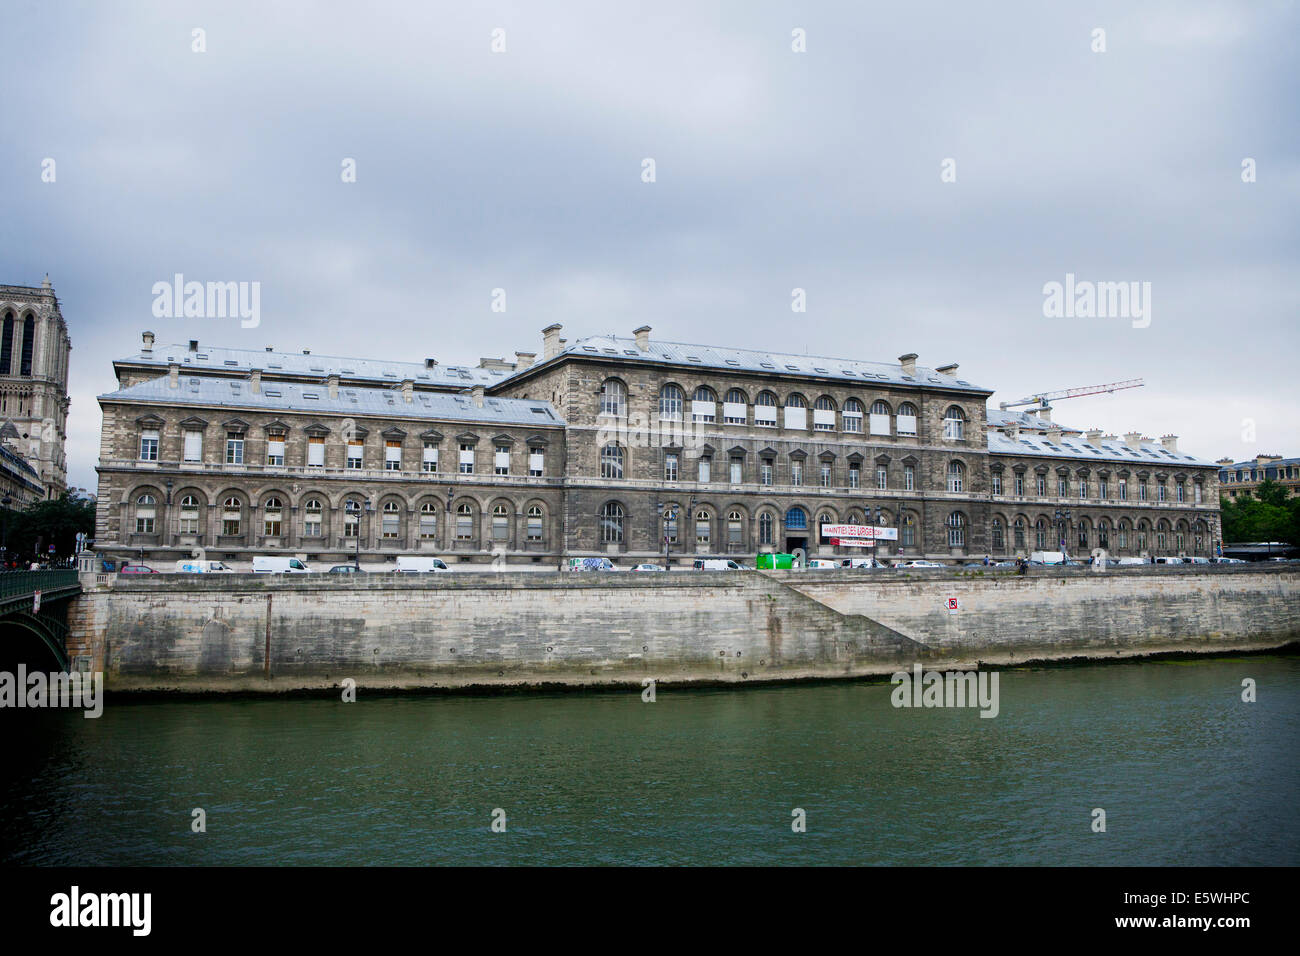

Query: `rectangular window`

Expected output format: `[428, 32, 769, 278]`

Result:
[1119, 479, 1127, 500]
[1014, 474, 1025, 496]
[896, 413, 918, 436]
[665, 453, 678, 482]
[305, 513, 321, 537]
[1036, 475, 1046, 496]
[691, 400, 716, 423]
[698, 458, 711, 482]
[182, 430, 202, 462]
[843, 411, 862, 433]
[347, 441, 364, 469]
[422, 442, 439, 473]
[382, 512, 399, 538]
[529, 450, 544, 477]
[139, 430, 160, 461]
[813, 408, 836, 431]
[760, 461, 773, 486]
[904, 465, 915, 492]
[723, 402, 746, 424]
[495, 445, 511, 476]
[820, 463, 832, 487]
[308, 436, 325, 467]
[419, 511, 438, 540]
[1158, 483, 1167, 502]
[225, 433, 244, 465]
[527, 514, 542, 541]
[755, 404, 777, 426]
[991, 473, 1002, 495]
[869, 413, 890, 436]
[179, 506, 199, 535]
[1058, 477, 1068, 497]
[1100, 480, 1109, 499]
[784, 406, 807, 430]
[267, 436, 286, 467]
[1176, 482, 1185, 502]
[849, 464, 860, 489]
[730, 458, 742, 484]
[1079, 480, 1087, 499]
[459, 444, 475, 474]
[876, 466, 887, 490]
[1139, 481, 1148, 501]
[1194, 483, 1202, 505]
[456, 513, 473, 539]
[791, 461, 803, 486]
[385, 440, 402, 471]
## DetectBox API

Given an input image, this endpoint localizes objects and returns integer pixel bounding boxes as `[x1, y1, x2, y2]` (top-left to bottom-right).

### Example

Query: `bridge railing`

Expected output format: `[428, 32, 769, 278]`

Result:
[0, 569, 81, 601]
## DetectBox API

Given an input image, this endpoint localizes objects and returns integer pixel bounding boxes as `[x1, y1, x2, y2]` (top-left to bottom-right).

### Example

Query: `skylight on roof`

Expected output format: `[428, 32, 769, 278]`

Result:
[303, 392, 319, 400]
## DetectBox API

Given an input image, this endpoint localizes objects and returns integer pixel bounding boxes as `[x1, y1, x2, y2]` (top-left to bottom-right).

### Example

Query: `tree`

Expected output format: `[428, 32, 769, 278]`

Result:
[1220, 480, 1300, 548]
[1, 492, 96, 560]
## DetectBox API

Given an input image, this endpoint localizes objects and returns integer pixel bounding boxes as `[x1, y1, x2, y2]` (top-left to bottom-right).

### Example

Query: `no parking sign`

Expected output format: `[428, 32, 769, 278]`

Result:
[947, 597, 959, 614]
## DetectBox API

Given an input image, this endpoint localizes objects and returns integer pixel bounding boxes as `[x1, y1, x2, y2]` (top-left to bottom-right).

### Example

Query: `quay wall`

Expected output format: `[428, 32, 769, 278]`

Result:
[62, 566, 1300, 693]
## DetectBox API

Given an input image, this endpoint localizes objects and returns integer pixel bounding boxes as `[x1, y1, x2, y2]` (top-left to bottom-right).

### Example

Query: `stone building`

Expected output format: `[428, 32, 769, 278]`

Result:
[0, 276, 72, 497]
[94, 325, 1221, 567]
[1216, 454, 1300, 500]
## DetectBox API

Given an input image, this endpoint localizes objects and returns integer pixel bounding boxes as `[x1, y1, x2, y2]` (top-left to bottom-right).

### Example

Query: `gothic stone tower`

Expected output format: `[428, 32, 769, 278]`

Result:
[0, 276, 71, 497]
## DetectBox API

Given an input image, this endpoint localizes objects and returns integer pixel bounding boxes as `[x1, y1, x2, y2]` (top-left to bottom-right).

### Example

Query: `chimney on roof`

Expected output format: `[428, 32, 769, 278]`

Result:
[471, 385, 485, 408]
[1086, 428, 1104, 443]
[1006, 422, 1021, 441]
[302, 349, 311, 355]
[935, 363, 958, 376]
[401, 379, 413, 403]
[542, 324, 563, 360]
[168, 362, 179, 388]
[1125, 431, 1143, 449]
[514, 351, 536, 371]
[1161, 434, 1178, 453]
[1047, 425, 1063, 444]
[142, 330, 155, 353]
[327, 373, 339, 399]
[1037, 404, 1052, 422]
[633, 326, 652, 351]
[188, 339, 198, 352]
[898, 353, 918, 376]
[1216, 457, 1234, 467]
[265, 346, 273, 352]
[425, 358, 437, 369]
[250, 368, 262, 394]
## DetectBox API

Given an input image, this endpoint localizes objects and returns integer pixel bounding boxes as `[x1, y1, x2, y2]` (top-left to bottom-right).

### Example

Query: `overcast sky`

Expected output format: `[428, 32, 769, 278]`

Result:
[2, 0, 1296, 491]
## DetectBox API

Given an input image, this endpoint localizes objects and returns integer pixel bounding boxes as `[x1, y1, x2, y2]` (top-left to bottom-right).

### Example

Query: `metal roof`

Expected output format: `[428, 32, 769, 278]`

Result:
[1218, 457, 1300, 471]
[987, 431, 1216, 468]
[550, 335, 992, 393]
[985, 408, 1084, 433]
[98, 376, 565, 427]
[122, 344, 503, 387]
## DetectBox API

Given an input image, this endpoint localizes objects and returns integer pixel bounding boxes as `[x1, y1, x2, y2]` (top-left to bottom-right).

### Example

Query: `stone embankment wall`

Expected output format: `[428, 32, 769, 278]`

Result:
[63, 566, 1299, 693]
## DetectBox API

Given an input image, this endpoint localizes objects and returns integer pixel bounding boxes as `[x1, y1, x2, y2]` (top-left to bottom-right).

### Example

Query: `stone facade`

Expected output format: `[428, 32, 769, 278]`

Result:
[0, 277, 72, 497]
[94, 325, 1222, 566]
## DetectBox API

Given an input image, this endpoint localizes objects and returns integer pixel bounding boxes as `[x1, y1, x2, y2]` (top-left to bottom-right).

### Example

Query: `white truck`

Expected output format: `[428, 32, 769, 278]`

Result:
[175, 559, 235, 574]
[252, 555, 312, 574]
[394, 555, 451, 573]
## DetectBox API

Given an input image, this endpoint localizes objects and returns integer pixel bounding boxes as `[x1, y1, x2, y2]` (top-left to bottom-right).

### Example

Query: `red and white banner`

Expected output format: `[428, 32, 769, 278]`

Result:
[821, 524, 898, 541]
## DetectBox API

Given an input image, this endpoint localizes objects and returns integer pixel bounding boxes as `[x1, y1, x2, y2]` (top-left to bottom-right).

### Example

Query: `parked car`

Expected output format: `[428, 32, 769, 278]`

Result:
[119, 563, 157, 574]
[394, 555, 450, 573]
[631, 563, 666, 572]
[806, 558, 841, 569]
[896, 560, 944, 568]
[1182, 556, 1211, 565]
[1115, 556, 1149, 566]
[328, 564, 366, 574]
[692, 558, 746, 570]
[252, 556, 311, 574]
[175, 559, 235, 574]
[1211, 557, 1246, 564]
[840, 557, 881, 569]
[566, 557, 619, 572]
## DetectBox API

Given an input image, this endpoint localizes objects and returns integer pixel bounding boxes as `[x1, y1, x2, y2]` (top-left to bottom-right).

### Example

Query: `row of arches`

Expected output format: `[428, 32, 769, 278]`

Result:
[989, 513, 1211, 555]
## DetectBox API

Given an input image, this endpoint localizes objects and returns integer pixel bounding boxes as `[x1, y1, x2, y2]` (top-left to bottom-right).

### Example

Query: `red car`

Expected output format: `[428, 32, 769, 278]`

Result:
[118, 564, 158, 574]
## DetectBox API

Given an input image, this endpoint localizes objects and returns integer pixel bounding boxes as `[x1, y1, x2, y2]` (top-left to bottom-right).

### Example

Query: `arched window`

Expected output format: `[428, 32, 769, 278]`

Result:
[785, 507, 807, 531]
[755, 390, 779, 427]
[842, 398, 863, 433]
[897, 402, 919, 436]
[692, 386, 717, 423]
[784, 393, 807, 431]
[813, 396, 836, 431]
[1013, 517, 1026, 550]
[1035, 518, 1048, 550]
[902, 513, 916, 548]
[727, 511, 744, 547]
[135, 494, 157, 534]
[178, 495, 200, 534]
[659, 384, 684, 421]
[946, 512, 965, 547]
[695, 509, 711, 546]
[304, 498, 323, 537]
[947, 460, 965, 493]
[758, 511, 774, 546]
[944, 405, 966, 440]
[1194, 520, 1205, 553]
[419, 502, 438, 539]
[382, 501, 401, 539]
[601, 502, 624, 543]
[20, 314, 34, 376]
[1078, 521, 1090, 550]
[455, 503, 474, 540]
[1138, 521, 1149, 552]
[343, 498, 362, 538]
[526, 505, 544, 541]
[600, 443, 624, 479]
[1098, 521, 1110, 549]
[992, 517, 1005, 551]
[222, 496, 243, 536]
[491, 504, 509, 542]
[785, 393, 806, 407]
[264, 497, 283, 536]
[1118, 521, 1129, 550]
[600, 379, 626, 416]
[1156, 520, 1168, 552]
[723, 389, 747, 424]
[0, 312, 12, 374]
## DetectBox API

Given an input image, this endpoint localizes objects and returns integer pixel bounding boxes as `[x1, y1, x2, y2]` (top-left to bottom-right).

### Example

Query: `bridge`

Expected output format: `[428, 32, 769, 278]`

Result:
[0, 570, 83, 670]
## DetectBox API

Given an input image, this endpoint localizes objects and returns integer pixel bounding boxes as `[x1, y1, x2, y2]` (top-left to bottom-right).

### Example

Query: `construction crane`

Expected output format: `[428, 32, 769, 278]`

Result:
[999, 379, 1144, 411]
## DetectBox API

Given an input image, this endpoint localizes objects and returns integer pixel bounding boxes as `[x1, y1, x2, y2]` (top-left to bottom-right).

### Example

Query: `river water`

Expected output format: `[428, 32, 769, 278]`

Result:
[2, 655, 1296, 866]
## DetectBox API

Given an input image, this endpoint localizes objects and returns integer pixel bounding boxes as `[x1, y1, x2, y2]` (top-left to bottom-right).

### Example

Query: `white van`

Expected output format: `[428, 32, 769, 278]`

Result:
[252, 555, 311, 574]
[394, 555, 450, 573]
[1115, 556, 1149, 566]
[840, 557, 880, 569]
[566, 557, 618, 572]
[692, 559, 745, 571]
[806, 558, 841, 569]
[1029, 551, 1068, 565]
[175, 559, 235, 574]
